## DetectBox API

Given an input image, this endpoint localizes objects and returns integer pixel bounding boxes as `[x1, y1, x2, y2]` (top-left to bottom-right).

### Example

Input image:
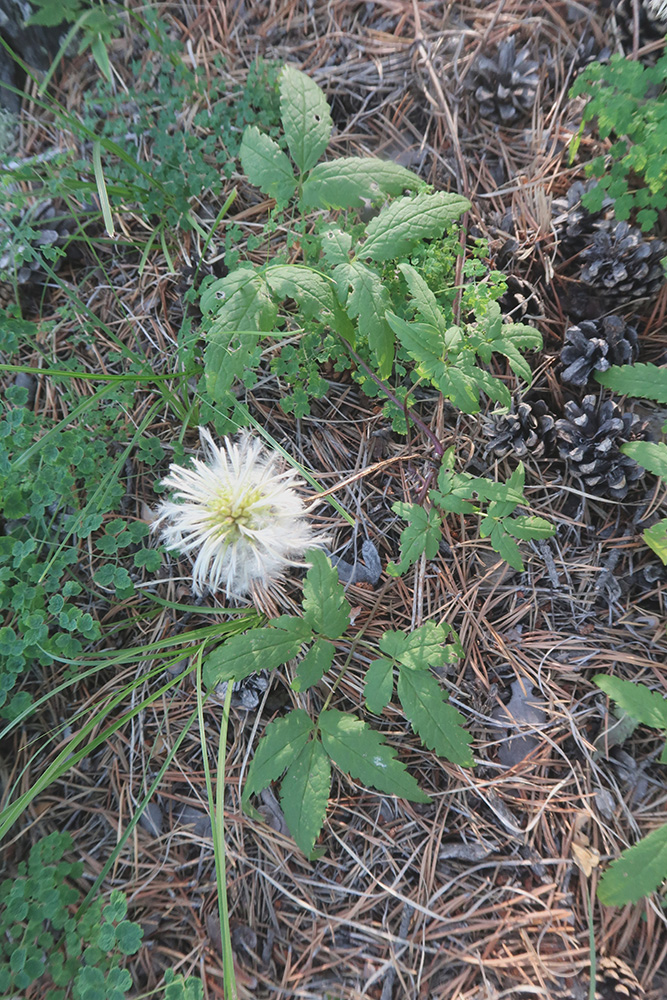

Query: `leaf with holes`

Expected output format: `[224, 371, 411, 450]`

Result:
[279, 65, 333, 173]
[319, 709, 430, 801]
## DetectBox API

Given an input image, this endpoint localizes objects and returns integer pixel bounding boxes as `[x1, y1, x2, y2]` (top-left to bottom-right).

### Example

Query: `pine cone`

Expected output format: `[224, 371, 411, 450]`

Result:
[498, 274, 545, 322]
[555, 394, 648, 499]
[551, 180, 614, 261]
[594, 956, 645, 999]
[483, 398, 556, 460]
[580, 220, 666, 307]
[614, 0, 667, 53]
[471, 37, 540, 124]
[0, 201, 72, 285]
[560, 316, 639, 387]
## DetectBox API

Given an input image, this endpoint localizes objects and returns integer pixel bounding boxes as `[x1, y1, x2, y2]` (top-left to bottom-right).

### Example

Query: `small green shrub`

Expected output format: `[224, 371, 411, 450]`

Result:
[571, 51, 667, 231]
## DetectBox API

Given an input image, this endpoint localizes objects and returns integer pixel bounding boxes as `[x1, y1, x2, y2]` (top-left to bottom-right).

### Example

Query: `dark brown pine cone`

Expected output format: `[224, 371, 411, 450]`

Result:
[483, 398, 556, 460]
[470, 37, 540, 125]
[555, 394, 649, 499]
[614, 0, 667, 53]
[560, 315, 640, 387]
[551, 180, 614, 261]
[580, 221, 666, 307]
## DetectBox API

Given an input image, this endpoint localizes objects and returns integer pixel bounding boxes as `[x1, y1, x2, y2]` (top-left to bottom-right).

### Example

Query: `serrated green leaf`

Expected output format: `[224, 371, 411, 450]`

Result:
[200, 268, 271, 325]
[319, 709, 430, 801]
[492, 323, 542, 350]
[597, 823, 667, 905]
[264, 264, 337, 320]
[301, 158, 425, 209]
[364, 657, 394, 714]
[321, 227, 353, 268]
[202, 618, 313, 688]
[620, 441, 664, 478]
[279, 65, 333, 173]
[594, 676, 667, 731]
[490, 338, 533, 384]
[333, 261, 394, 377]
[488, 522, 524, 570]
[239, 125, 297, 203]
[386, 503, 441, 576]
[204, 331, 262, 406]
[504, 515, 555, 540]
[596, 362, 667, 403]
[442, 366, 482, 414]
[643, 518, 667, 565]
[385, 312, 447, 382]
[380, 621, 462, 669]
[243, 709, 315, 802]
[360, 192, 470, 262]
[292, 638, 336, 693]
[398, 263, 446, 331]
[471, 367, 511, 408]
[280, 739, 331, 855]
[302, 549, 351, 638]
[397, 667, 473, 766]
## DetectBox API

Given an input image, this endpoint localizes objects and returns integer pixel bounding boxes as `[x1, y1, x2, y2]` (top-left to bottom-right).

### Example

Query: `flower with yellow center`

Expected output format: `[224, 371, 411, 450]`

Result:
[153, 428, 326, 598]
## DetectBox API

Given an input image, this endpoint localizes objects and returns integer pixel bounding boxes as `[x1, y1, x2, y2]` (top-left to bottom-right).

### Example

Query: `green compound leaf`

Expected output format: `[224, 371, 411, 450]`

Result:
[280, 738, 331, 856]
[202, 618, 313, 688]
[114, 919, 143, 956]
[503, 515, 556, 541]
[360, 192, 471, 262]
[333, 260, 394, 378]
[596, 362, 667, 403]
[597, 823, 667, 906]
[385, 313, 447, 381]
[594, 676, 667, 732]
[239, 125, 297, 204]
[643, 518, 667, 565]
[243, 709, 315, 803]
[319, 709, 430, 802]
[279, 65, 333, 173]
[364, 657, 394, 714]
[302, 549, 351, 639]
[398, 262, 446, 331]
[397, 667, 474, 767]
[264, 264, 337, 320]
[380, 621, 463, 670]
[487, 521, 524, 571]
[292, 638, 336, 693]
[386, 502, 441, 576]
[301, 158, 425, 210]
[620, 441, 666, 479]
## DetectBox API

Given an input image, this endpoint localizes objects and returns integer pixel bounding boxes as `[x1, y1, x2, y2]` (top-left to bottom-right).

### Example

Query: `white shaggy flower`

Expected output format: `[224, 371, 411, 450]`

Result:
[153, 428, 325, 598]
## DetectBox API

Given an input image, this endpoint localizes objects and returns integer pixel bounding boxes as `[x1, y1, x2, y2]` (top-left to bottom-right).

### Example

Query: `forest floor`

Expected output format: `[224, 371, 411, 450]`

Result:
[2, 1, 667, 998]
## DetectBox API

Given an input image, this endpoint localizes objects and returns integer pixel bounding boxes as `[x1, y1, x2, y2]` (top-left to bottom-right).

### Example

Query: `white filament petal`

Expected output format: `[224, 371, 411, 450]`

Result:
[153, 428, 327, 597]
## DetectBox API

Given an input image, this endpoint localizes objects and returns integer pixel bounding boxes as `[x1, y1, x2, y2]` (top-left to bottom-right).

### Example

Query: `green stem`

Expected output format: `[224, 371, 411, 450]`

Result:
[197, 653, 238, 1000]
